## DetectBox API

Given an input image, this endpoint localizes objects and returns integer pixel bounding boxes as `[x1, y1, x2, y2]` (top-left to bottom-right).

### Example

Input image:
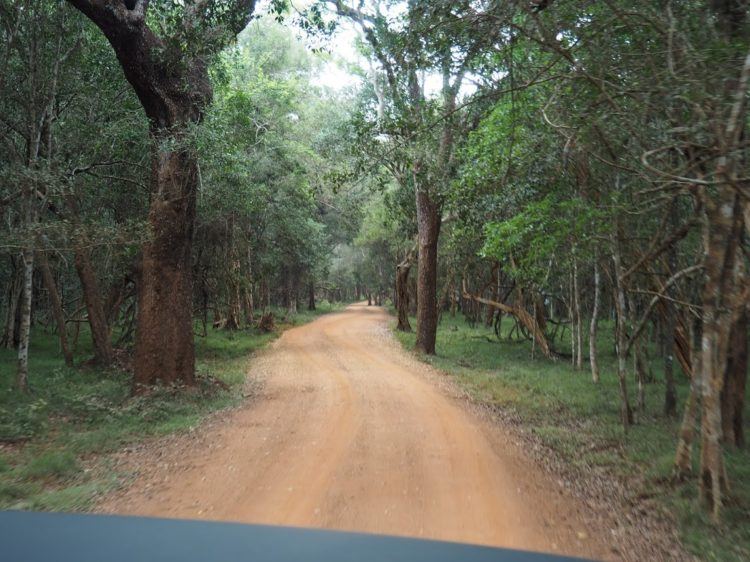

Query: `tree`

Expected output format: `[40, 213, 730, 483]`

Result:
[64, 0, 258, 390]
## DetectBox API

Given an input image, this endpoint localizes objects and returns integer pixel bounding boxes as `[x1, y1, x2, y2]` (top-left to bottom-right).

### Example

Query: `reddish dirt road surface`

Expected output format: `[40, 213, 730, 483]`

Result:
[99, 303, 615, 560]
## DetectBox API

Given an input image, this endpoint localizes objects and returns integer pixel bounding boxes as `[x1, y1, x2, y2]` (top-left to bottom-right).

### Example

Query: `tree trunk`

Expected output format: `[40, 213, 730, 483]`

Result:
[721, 309, 747, 448]
[635, 340, 647, 412]
[74, 246, 114, 365]
[308, 279, 316, 311]
[663, 306, 678, 417]
[16, 249, 33, 392]
[244, 249, 255, 324]
[226, 257, 242, 330]
[589, 262, 601, 383]
[133, 142, 198, 389]
[463, 281, 555, 359]
[37, 250, 73, 367]
[612, 233, 634, 430]
[698, 188, 744, 520]
[415, 188, 441, 355]
[396, 258, 412, 332]
[286, 275, 297, 316]
[63, 1, 257, 390]
[674, 316, 702, 480]
[664, 199, 679, 416]
[244, 288, 254, 325]
[573, 258, 583, 370]
[1, 263, 22, 349]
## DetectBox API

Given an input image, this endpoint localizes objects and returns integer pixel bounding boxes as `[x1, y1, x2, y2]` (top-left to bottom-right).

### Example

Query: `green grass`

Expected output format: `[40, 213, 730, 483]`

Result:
[0, 300, 342, 512]
[394, 314, 750, 562]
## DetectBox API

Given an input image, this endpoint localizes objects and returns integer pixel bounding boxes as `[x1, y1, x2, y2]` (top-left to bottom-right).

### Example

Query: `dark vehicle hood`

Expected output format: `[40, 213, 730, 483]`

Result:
[0, 511, 592, 561]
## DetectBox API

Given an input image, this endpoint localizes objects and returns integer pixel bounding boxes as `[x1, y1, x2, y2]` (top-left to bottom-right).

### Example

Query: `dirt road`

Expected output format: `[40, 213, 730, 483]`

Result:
[100, 304, 612, 559]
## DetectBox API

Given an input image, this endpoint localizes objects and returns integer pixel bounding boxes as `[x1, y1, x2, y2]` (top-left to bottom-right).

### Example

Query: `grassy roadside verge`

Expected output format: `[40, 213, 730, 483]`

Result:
[0, 301, 342, 512]
[393, 315, 749, 562]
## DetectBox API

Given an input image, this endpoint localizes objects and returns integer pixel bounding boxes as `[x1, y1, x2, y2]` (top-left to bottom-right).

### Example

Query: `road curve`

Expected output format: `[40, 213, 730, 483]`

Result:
[99, 303, 610, 560]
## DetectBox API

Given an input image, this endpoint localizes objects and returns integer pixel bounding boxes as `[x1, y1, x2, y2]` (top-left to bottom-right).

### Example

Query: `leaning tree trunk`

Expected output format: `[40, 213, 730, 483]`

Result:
[415, 188, 441, 354]
[395, 257, 412, 332]
[463, 281, 555, 359]
[37, 250, 73, 367]
[74, 246, 114, 365]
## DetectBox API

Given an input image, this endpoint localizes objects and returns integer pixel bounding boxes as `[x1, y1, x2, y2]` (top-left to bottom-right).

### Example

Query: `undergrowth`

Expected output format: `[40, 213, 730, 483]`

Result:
[394, 314, 750, 562]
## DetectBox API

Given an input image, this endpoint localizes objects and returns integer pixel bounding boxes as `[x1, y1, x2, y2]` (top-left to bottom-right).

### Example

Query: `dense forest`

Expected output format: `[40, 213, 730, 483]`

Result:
[1, 1, 749, 559]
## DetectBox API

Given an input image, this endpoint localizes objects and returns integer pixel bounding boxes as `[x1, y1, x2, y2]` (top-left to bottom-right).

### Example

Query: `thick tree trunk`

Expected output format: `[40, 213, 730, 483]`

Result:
[133, 143, 198, 390]
[396, 258, 412, 332]
[589, 262, 601, 383]
[63, 1, 259, 390]
[698, 188, 743, 520]
[37, 251, 73, 367]
[415, 189, 441, 354]
[16, 249, 33, 392]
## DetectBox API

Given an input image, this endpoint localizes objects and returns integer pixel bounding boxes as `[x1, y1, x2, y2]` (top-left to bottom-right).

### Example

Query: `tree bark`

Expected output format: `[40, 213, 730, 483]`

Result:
[663, 304, 678, 417]
[463, 281, 555, 359]
[698, 188, 743, 520]
[674, 316, 702, 480]
[308, 279, 316, 311]
[37, 250, 73, 367]
[1, 263, 22, 349]
[612, 232, 634, 430]
[74, 246, 114, 365]
[226, 256, 242, 330]
[65, 0, 257, 391]
[16, 249, 33, 392]
[589, 262, 601, 383]
[573, 258, 583, 370]
[415, 188, 441, 354]
[286, 275, 297, 316]
[395, 257, 412, 332]
[721, 308, 747, 448]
